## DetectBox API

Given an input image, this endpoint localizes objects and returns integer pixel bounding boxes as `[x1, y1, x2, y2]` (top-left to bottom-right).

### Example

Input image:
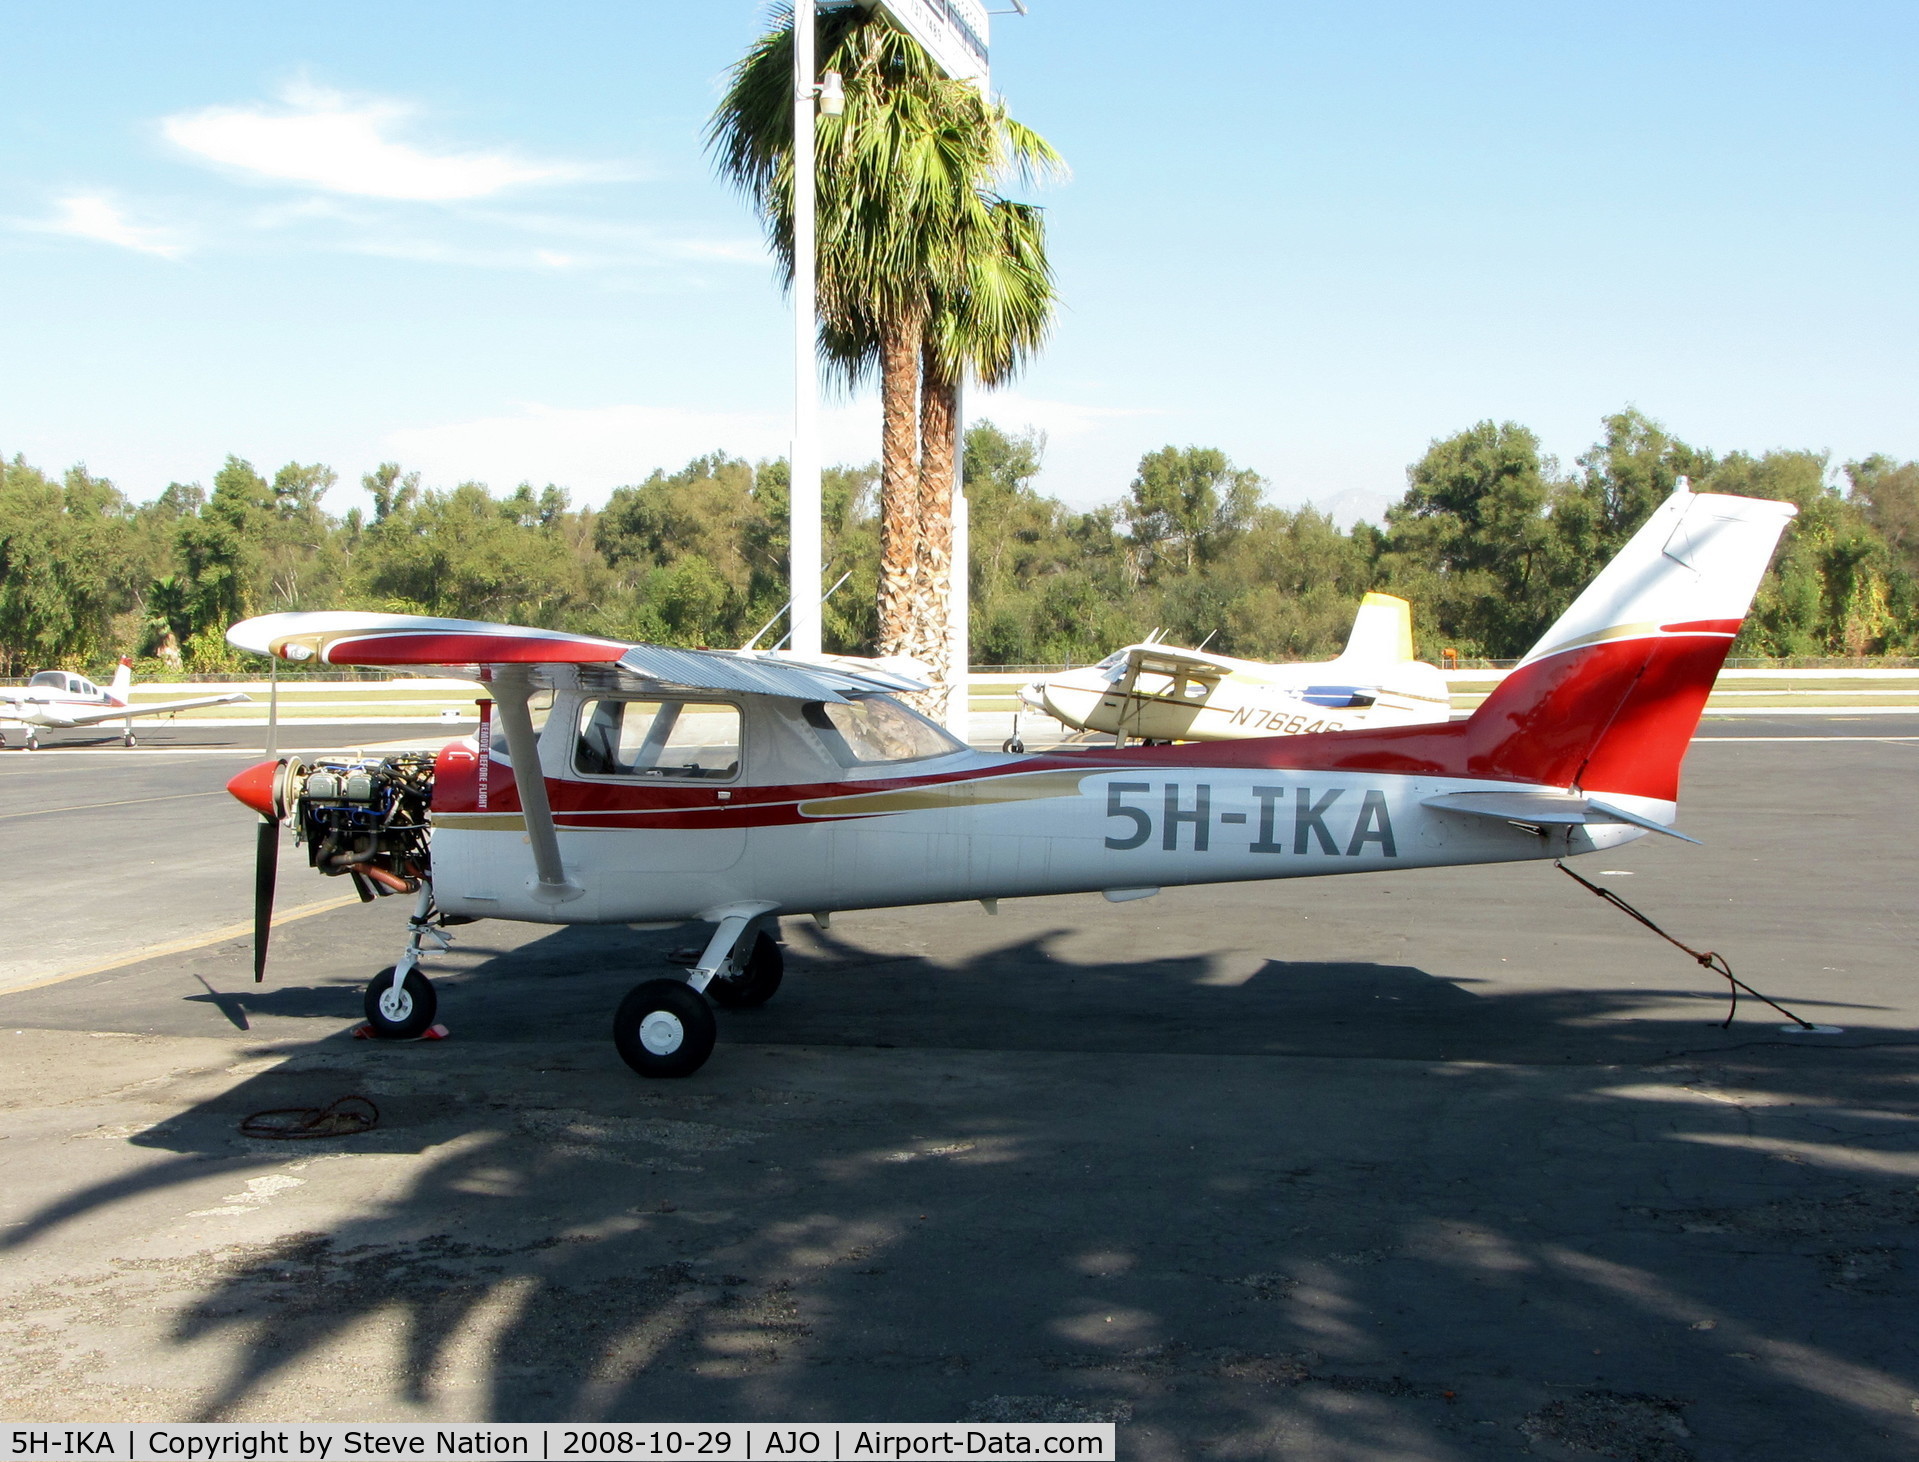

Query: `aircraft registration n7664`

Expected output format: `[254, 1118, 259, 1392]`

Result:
[224, 488, 1795, 1078]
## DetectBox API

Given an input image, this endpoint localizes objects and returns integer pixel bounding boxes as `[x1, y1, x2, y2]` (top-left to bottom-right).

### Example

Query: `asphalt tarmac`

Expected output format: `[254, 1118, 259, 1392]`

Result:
[0, 718, 1915, 1456]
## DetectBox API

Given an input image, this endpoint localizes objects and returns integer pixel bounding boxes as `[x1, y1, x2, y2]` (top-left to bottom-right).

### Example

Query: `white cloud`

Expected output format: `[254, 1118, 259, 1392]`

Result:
[966, 389, 1162, 441]
[162, 82, 593, 201]
[32, 194, 184, 257]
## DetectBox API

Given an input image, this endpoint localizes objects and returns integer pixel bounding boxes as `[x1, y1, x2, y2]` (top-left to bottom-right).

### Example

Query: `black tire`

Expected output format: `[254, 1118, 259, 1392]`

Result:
[706, 931, 784, 1009]
[362, 965, 437, 1039]
[614, 979, 717, 1078]
[122, 731, 137, 748]
[1002, 737, 1026, 754]
[24, 733, 38, 751]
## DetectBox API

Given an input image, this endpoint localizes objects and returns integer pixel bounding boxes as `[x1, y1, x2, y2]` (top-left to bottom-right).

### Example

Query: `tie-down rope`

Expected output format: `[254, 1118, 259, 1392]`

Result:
[1554, 860, 1817, 1031]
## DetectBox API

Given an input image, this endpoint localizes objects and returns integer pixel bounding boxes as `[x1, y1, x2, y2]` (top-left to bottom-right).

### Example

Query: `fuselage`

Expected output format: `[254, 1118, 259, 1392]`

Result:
[1025, 650, 1452, 741]
[1, 672, 125, 728]
[422, 684, 1646, 926]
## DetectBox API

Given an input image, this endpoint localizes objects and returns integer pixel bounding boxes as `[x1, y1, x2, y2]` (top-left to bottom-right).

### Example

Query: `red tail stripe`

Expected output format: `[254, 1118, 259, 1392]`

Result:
[1660, 619, 1741, 635]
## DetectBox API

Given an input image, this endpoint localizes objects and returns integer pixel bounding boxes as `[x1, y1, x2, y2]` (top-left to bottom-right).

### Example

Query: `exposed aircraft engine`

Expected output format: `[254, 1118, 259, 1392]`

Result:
[286, 753, 435, 895]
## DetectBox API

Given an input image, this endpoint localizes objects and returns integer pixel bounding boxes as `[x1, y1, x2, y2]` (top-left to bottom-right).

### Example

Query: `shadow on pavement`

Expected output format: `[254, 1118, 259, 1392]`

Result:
[1, 920, 1915, 1455]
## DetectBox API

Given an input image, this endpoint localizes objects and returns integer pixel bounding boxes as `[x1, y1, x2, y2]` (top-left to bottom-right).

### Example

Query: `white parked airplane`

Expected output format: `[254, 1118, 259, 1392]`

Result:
[1019, 593, 1451, 746]
[0, 656, 250, 749]
[224, 487, 1794, 1079]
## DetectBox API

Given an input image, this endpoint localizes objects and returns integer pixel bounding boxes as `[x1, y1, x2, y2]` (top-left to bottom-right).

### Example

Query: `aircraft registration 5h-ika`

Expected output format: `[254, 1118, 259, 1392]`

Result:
[1019, 592, 1451, 745]
[225, 488, 1794, 1078]
[1, 656, 249, 749]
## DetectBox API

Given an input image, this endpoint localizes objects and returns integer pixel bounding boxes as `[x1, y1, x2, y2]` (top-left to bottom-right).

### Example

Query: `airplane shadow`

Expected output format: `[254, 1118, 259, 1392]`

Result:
[0, 916, 1912, 1451]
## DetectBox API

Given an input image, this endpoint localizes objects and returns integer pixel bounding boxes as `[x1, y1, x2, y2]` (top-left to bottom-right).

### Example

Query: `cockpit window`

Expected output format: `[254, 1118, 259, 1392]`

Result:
[28, 672, 64, 688]
[574, 699, 740, 780]
[803, 695, 965, 766]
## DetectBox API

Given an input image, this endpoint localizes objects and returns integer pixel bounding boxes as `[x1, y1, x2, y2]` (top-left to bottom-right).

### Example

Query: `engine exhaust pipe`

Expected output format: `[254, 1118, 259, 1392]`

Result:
[340, 862, 421, 895]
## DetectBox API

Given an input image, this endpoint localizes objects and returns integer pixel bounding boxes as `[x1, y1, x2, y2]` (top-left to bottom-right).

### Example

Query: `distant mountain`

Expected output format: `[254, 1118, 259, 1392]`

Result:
[1307, 487, 1398, 531]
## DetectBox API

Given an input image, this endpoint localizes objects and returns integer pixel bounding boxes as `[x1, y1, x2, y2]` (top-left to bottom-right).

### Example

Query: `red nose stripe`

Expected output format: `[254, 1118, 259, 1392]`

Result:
[227, 759, 280, 817]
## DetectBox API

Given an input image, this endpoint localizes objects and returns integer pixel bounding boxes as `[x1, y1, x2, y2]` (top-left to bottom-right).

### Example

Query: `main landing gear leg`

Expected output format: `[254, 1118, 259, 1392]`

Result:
[613, 902, 778, 1078]
[361, 881, 452, 1040]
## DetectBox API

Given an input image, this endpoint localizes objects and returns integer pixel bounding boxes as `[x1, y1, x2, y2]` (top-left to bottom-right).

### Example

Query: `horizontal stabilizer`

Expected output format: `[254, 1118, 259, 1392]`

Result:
[1421, 790, 1701, 844]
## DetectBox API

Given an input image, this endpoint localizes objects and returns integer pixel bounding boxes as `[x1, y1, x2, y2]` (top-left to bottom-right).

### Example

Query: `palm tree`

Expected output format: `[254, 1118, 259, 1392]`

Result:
[708, 6, 1061, 670]
[911, 195, 1057, 671]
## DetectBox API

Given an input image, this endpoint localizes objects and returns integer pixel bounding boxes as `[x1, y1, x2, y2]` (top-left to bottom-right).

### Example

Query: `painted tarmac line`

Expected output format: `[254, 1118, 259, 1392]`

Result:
[0, 894, 363, 997]
[1690, 735, 1919, 743]
[0, 789, 228, 821]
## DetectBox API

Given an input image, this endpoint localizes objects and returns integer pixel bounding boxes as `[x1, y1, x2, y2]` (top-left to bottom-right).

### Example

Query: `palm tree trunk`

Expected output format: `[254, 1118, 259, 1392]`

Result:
[913, 342, 957, 683]
[877, 314, 921, 659]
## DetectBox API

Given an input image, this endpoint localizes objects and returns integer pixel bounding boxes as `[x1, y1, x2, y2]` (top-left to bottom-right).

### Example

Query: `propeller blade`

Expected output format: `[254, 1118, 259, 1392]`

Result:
[254, 813, 280, 983]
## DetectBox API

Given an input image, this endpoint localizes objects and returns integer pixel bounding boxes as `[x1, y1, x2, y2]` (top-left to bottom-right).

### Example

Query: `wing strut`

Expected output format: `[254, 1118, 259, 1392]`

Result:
[492, 670, 583, 904]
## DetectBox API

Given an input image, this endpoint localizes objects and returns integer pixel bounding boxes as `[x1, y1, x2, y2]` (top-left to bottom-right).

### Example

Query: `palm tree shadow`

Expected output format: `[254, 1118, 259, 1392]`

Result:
[7, 920, 1916, 1447]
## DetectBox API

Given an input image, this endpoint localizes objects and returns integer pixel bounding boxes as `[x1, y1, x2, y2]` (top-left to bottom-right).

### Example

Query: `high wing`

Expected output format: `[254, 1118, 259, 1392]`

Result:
[227, 611, 930, 915]
[1119, 642, 1238, 681]
[226, 611, 927, 703]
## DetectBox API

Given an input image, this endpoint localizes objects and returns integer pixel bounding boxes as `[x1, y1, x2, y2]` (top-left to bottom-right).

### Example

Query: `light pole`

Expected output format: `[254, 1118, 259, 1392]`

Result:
[788, 1, 824, 658]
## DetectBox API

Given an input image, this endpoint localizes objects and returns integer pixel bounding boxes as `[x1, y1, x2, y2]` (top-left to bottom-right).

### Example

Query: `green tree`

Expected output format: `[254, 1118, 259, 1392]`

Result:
[709, 5, 1062, 681]
[1375, 421, 1563, 657]
[0, 459, 136, 674]
[1551, 408, 1715, 578]
[1847, 454, 1919, 577]
[1705, 450, 1908, 656]
[353, 479, 605, 627]
[1123, 446, 1263, 580]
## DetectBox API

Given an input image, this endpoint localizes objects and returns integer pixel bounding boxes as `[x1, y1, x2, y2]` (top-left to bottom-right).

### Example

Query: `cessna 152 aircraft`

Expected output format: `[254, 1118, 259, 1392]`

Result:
[225, 487, 1794, 1079]
[1, 656, 249, 748]
[1019, 592, 1451, 745]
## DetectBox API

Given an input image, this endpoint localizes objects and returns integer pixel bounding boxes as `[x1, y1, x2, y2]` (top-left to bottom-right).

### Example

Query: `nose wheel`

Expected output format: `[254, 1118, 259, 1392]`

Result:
[362, 965, 438, 1039]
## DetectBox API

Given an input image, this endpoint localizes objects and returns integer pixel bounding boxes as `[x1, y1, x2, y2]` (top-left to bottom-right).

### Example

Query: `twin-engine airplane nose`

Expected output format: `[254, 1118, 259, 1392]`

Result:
[227, 758, 282, 817]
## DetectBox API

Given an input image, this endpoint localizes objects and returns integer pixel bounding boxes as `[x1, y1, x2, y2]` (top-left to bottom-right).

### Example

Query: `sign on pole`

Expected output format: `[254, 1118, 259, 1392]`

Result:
[822, 0, 990, 86]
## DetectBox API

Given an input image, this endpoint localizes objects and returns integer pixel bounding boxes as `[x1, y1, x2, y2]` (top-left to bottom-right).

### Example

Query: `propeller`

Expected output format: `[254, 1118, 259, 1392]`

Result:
[254, 813, 280, 982]
[226, 659, 300, 982]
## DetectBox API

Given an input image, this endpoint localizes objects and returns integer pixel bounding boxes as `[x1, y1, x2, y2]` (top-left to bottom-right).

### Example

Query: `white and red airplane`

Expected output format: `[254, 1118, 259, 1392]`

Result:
[1, 656, 250, 749]
[1018, 592, 1452, 746]
[224, 487, 1794, 1078]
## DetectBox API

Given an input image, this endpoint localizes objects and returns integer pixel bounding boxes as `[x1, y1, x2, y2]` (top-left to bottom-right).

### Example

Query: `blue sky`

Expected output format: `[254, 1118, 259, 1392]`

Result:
[4, 2, 1914, 524]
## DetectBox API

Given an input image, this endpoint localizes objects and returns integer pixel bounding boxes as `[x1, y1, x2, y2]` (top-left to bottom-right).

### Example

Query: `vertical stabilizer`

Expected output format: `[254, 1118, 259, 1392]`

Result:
[109, 655, 133, 706]
[1339, 593, 1416, 664]
[1464, 491, 1796, 801]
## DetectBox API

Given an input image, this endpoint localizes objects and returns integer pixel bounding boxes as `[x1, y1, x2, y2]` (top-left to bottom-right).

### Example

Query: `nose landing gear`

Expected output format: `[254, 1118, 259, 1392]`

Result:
[359, 882, 453, 1040]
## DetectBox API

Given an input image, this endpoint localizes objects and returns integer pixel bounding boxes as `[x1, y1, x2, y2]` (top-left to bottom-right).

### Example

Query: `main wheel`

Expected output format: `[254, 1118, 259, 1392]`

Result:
[362, 965, 437, 1039]
[706, 931, 784, 1009]
[122, 730, 137, 748]
[614, 979, 716, 1078]
[1002, 737, 1026, 754]
[24, 732, 38, 751]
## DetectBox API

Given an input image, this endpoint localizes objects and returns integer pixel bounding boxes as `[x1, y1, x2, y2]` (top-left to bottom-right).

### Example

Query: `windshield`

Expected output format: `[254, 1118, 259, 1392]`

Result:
[804, 696, 965, 766]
